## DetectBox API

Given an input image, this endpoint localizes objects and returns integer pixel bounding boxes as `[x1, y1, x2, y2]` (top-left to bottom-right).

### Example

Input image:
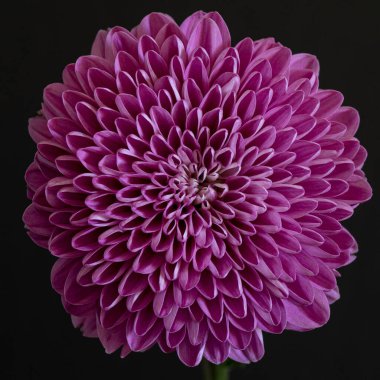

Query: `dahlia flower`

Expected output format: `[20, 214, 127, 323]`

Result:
[23, 10, 371, 370]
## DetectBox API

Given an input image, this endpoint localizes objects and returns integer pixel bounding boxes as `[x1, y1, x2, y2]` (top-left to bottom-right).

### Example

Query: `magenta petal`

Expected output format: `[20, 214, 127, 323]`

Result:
[204, 334, 230, 364]
[285, 289, 330, 331]
[261, 46, 291, 77]
[177, 335, 205, 367]
[153, 287, 174, 318]
[167, 326, 186, 348]
[314, 90, 344, 118]
[126, 318, 163, 351]
[29, 116, 51, 143]
[91, 29, 107, 57]
[134, 306, 157, 336]
[331, 106, 360, 138]
[290, 53, 319, 74]
[118, 271, 148, 296]
[186, 17, 227, 61]
[228, 324, 252, 350]
[43, 83, 69, 118]
[180, 11, 206, 37]
[132, 12, 175, 38]
[215, 269, 243, 298]
[246, 330, 265, 361]
[197, 295, 224, 323]
[197, 270, 217, 299]
[97, 322, 124, 354]
[208, 315, 229, 342]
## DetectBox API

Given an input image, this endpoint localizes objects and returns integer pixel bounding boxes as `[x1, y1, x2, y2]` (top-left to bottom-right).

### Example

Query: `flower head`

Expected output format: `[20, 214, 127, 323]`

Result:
[23, 11, 372, 366]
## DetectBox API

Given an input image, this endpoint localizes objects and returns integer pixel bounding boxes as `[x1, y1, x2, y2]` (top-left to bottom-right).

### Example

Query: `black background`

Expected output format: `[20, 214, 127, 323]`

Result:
[3, 0, 380, 379]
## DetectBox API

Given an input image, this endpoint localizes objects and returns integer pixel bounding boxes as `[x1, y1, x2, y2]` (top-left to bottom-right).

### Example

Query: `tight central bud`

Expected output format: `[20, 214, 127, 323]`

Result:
[172, 162, 222, 206]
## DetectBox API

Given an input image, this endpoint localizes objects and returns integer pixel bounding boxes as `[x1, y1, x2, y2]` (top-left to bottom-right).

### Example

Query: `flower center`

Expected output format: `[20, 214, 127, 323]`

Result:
[170, 162, 225, 207]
